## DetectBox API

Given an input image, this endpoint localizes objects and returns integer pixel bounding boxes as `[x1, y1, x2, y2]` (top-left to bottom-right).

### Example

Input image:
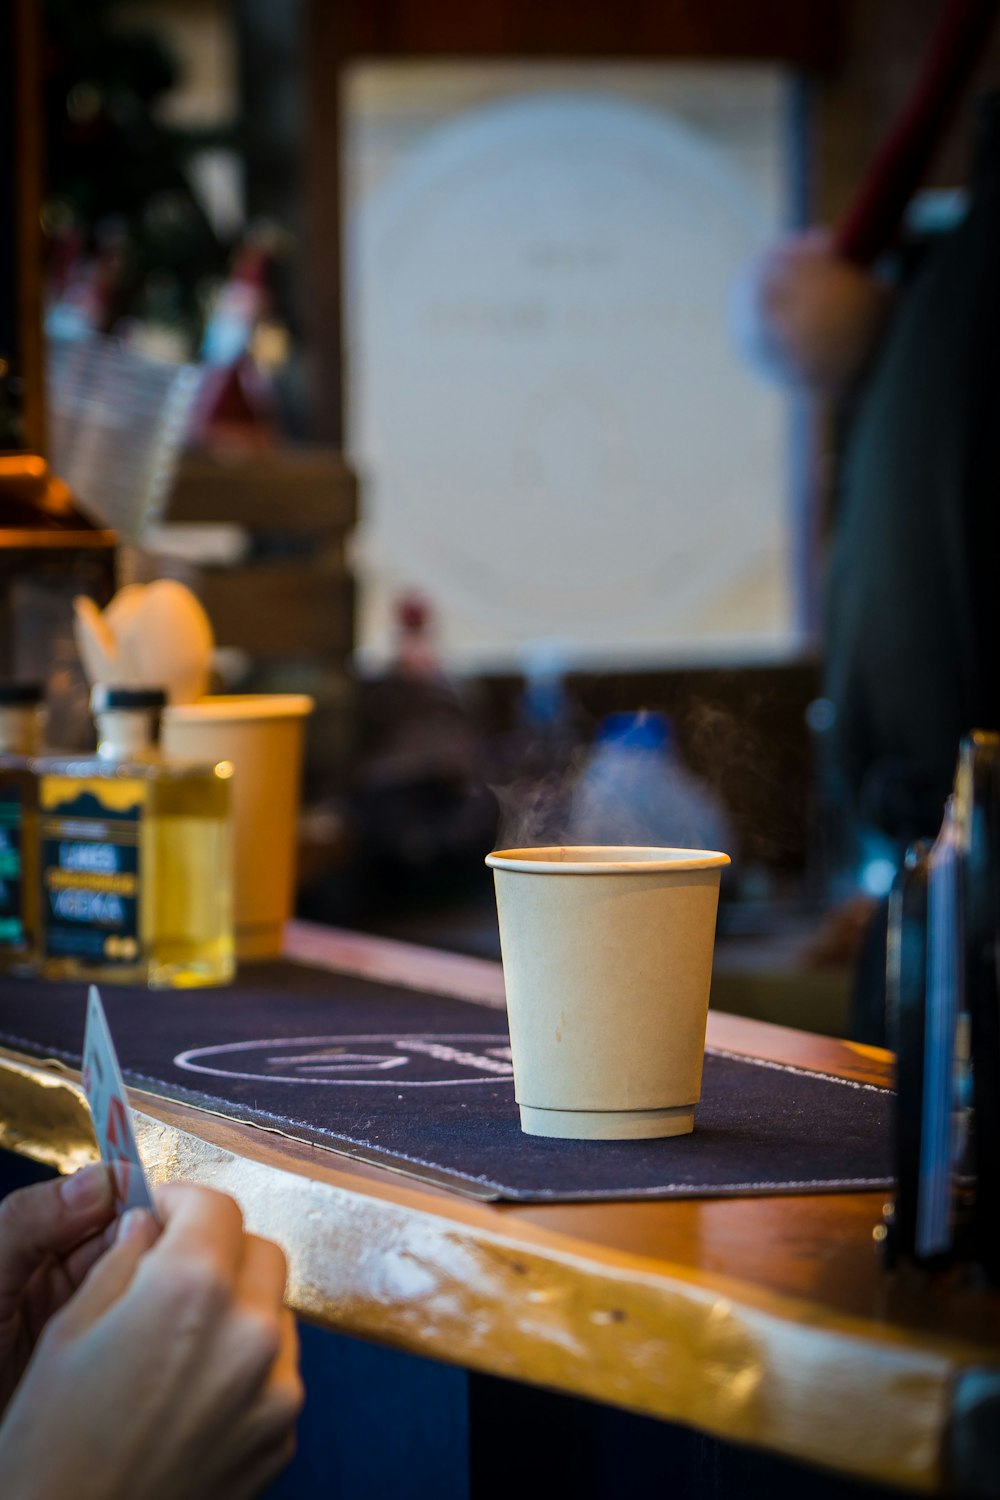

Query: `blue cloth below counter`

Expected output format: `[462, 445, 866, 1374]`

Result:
[0, 961, 893, 1202]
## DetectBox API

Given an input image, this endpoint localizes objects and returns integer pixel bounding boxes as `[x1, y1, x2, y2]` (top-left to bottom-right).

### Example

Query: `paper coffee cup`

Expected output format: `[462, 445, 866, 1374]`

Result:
[163, 695, 313, 960]
[485, 846, 729, 1140]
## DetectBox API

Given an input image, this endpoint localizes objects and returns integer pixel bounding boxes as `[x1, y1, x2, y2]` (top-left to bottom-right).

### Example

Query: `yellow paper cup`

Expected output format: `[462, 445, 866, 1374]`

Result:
[163, 695, 313, 960]
[485, 846, 729, 1139]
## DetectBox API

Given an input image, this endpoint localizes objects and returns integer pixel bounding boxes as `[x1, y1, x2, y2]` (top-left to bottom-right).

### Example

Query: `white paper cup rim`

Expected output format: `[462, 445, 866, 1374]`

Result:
[486, 845, 730, 874]
[163, 694, 314, 724]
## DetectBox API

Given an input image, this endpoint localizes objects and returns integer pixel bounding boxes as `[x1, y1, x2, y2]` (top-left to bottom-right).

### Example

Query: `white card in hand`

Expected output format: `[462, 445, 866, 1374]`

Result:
[81, 984, 157, 1217]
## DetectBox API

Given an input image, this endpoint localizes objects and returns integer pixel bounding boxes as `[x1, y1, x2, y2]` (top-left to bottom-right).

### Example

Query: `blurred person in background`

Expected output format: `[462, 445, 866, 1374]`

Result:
[737, 0, 1000, 1037]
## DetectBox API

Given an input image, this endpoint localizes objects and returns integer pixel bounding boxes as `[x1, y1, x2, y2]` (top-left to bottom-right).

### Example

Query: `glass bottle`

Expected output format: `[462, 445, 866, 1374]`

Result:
[0, 682, 44, 973]
[37, 685, 234, 987]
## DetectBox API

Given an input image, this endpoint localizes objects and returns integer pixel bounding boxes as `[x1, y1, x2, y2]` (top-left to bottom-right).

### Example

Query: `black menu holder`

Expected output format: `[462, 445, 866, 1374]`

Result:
[884, 840, 932, 1269]
[883, 731, 1000, 1279]
[958, 733, 1000, 1280]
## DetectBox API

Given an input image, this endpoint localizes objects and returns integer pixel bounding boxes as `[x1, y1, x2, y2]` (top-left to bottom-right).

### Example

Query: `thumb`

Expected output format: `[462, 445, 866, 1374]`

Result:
[0, 1165, 114, 1317]
[53, 1208, 160, 1337]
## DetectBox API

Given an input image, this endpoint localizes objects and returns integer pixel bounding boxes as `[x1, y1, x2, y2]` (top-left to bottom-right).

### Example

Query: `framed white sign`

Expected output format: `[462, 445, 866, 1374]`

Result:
[345, 66, 795, 670]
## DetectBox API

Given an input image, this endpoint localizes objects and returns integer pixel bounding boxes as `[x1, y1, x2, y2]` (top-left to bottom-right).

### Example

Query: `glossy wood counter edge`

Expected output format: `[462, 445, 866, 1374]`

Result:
[0, 1051, 97, 1172]
[0, 1047, 957, 1492]
[0, 925, 995, 1495]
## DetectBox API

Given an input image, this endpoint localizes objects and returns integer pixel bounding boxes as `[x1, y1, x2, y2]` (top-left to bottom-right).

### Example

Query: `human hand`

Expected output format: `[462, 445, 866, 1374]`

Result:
[0, 1183, 303, 1500]
[0, 1164, 116, 1415]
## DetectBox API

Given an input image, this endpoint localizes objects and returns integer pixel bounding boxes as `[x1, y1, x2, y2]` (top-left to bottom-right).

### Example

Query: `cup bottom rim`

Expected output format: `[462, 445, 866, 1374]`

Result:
[518, 1102, 695, 1140]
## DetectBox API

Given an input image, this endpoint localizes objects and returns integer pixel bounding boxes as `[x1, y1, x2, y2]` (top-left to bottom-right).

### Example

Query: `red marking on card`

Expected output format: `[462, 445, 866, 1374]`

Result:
[105, 1095, 133, 1205]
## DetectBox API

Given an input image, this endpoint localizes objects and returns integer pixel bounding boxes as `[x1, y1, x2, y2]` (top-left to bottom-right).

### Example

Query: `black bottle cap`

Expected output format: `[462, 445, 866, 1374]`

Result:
[91, 685, 167, 712]
[0, 682, 44, 706]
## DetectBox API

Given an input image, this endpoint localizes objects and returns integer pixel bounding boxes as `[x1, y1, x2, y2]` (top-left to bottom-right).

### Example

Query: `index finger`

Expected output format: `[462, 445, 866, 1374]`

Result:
[144, 1183, 245, 1284]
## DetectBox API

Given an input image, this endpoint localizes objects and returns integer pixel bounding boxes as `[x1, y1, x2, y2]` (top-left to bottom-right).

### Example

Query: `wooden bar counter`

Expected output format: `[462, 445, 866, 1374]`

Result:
[1, 922, 999, 1497]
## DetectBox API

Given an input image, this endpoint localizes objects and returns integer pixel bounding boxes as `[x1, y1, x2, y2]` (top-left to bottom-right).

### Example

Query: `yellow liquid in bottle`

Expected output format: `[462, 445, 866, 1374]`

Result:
[144, 769, 234, 986]
[38, 758, 234, 988]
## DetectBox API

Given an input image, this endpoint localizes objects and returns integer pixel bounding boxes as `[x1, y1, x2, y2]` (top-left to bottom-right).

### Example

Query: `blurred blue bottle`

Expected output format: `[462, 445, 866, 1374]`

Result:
[568, 711, 731, 854]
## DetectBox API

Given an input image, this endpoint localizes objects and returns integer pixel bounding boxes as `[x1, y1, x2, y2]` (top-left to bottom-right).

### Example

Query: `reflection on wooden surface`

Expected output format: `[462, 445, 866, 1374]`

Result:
[1, 921, 998, 1495]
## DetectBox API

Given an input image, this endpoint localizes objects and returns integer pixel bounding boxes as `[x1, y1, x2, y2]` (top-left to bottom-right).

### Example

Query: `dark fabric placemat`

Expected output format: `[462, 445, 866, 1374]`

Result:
[0, 961, 893, 1203]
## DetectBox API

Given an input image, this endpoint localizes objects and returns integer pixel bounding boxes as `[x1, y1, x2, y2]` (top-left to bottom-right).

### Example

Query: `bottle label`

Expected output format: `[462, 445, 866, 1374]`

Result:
[39, 778, 145, 965]
[0, 788, 24, 948]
